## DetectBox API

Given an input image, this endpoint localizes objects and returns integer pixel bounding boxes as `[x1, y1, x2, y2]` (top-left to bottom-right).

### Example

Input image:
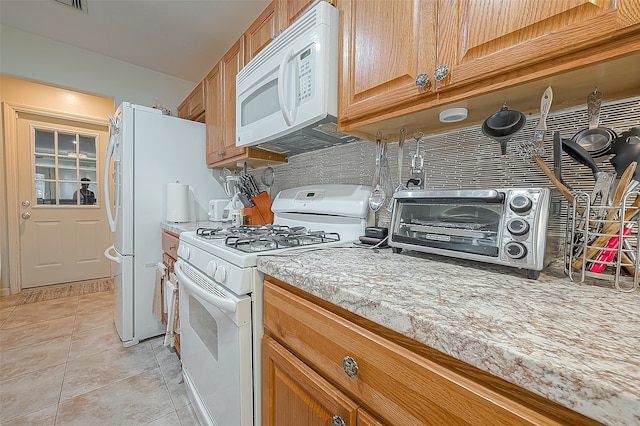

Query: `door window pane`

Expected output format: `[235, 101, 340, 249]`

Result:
[34, 130, 55, 154]
[78, 136, 97, 159]
[35, 154, 56, 178]
[58, 133, 77, 157]
[37, 181, 56, 205]
[31, 128, 99, 207]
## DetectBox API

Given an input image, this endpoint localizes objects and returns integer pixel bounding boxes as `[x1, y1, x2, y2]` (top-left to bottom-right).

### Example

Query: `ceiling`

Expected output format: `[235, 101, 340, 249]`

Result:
[0, 0, 271, 83]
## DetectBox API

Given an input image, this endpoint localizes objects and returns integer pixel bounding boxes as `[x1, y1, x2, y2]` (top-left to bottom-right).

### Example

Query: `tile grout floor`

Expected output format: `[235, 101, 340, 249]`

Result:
[0, 287, 199, 425]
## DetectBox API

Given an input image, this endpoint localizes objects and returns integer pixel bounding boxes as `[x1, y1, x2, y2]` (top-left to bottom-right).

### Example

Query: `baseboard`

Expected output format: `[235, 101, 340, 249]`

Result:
[1, 287, 12, 297]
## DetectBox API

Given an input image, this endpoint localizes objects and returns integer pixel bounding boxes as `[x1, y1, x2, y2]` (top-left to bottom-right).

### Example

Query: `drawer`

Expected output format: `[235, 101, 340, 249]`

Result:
[162, 231, 179, 260]
[264, 280, 577, 426]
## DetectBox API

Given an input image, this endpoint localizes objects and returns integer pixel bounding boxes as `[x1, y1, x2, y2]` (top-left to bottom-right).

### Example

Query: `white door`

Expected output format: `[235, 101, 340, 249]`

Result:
[16, 112, 111, 288]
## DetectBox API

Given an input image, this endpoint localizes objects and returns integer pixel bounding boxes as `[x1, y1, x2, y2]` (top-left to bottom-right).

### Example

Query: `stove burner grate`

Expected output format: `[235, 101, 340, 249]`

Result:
[225, 230, 340, 253]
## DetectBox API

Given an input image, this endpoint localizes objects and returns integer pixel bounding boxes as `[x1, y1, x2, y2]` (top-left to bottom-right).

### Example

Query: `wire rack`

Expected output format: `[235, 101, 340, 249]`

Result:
[565, 190, 639, 292]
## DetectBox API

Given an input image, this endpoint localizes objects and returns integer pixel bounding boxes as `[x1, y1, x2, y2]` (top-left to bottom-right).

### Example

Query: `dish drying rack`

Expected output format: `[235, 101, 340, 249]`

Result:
[565, 189, 639, 292]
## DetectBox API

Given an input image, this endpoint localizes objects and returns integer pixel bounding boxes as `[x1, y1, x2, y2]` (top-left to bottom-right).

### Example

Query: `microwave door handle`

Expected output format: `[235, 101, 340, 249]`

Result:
[277, 48, 296, 126]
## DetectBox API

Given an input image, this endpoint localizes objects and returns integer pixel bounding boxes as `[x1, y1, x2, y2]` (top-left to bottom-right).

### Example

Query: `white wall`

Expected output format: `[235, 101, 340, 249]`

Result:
[0, 25, 196, 114]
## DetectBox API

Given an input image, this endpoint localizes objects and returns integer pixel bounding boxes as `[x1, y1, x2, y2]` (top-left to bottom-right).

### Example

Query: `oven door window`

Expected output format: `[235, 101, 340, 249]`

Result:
[188, 294, 220, 360]
[392, 199, 504, 256]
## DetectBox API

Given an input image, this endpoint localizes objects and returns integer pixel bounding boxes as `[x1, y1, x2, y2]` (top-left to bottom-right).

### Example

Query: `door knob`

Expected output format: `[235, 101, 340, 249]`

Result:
[22, 200, 30, 207]
[22, 212, 31, 219]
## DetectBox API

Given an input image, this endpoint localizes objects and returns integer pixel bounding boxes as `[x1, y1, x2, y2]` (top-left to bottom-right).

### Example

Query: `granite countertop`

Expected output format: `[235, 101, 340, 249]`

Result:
[257, 246, 639, 425]
[161, 221, 225, 235]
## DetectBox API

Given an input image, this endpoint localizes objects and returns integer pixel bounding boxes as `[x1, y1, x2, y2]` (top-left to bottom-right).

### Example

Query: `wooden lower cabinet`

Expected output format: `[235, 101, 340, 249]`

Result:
[263, 335, 361, 426]
[263, 278, 600, 426]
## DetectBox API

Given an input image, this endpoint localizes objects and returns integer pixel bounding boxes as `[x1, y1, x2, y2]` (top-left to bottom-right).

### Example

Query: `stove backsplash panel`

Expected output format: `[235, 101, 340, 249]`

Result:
[254, 97, 640, 235]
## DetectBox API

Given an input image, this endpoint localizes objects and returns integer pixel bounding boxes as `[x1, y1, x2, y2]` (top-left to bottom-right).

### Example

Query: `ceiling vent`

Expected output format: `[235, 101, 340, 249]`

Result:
[53, 0, 88, 13]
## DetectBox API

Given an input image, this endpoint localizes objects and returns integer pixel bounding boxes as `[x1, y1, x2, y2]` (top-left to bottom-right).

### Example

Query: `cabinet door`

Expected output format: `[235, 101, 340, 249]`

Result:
[205, 39, 246, 166]
[245, 1, 277, 63]
[221, 38, 245, 161]
[263, 335, 359, 426]
[278, 0, 330, 32]
[338, 0, 437, 126]
[205, 62, 224, 166]
[436, 0, 640, 90]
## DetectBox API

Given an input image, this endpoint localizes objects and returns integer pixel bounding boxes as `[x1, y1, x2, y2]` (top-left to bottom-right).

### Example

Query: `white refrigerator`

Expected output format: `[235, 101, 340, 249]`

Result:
[103, 102, 226, 347]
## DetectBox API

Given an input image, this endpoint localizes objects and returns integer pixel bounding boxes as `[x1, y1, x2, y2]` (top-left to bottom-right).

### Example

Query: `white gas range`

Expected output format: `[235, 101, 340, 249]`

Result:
[175, 184, 372, 426]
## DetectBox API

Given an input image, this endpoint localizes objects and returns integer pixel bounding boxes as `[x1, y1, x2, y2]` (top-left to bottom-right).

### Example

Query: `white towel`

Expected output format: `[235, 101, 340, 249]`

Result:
[152, 263, 166, 321]
[163, 275, 178, 347]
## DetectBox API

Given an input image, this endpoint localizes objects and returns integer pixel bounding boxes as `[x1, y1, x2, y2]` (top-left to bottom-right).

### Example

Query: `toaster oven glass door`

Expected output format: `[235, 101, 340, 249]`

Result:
[391, 198, 504, 256]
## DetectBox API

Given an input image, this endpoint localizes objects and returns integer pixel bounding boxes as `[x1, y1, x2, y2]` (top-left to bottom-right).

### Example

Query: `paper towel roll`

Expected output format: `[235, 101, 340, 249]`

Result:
[166, 182, 190, 222]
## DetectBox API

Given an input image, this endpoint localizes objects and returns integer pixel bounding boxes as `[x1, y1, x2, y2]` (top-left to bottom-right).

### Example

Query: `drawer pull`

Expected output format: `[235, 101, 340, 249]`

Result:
[342, 356, 359, 378]
[332, 415, 346, 426]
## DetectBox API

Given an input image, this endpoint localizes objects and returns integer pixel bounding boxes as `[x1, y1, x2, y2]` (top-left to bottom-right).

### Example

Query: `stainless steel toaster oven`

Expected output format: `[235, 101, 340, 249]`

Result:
[389, 188, 551, 279]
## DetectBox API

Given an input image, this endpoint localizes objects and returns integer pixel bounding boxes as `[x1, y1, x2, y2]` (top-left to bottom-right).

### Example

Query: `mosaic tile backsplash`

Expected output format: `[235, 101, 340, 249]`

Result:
[252, 96, 640, 234]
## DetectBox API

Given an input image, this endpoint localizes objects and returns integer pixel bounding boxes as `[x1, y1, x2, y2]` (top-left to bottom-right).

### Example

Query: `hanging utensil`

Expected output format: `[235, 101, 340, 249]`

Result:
[482, 103, 526, 155]
[518, 86, 552, 160]
[387, 128, 407, 212]
[571, 89, 617, 157]
[518, 87, 575, 205]
[553, 131, 572, 190]
[409, 132, 426, 188]
[368, 130, 386, 212]
[610, 127, 640, 180]
[261, 167, 275, 198]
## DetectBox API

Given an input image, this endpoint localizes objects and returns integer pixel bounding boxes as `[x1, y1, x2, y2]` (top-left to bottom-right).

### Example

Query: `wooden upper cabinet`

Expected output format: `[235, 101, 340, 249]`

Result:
[205, 38, 245, 166]
[278, 0, 333, 32]
[177, 81, 205, 122]
[245, 2, 278, 63]
[205, 62, 223, 166]
[436, 0, 640, 90]
[338, 0, 437, 126]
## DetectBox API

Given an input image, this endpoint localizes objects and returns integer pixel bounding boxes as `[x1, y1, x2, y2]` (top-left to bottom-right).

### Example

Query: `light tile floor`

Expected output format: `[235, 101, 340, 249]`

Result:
[0, 289, 199, 425]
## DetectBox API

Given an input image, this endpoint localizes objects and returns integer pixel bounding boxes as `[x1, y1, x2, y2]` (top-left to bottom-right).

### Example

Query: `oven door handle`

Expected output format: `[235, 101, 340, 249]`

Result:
[174, 260, 237, 313]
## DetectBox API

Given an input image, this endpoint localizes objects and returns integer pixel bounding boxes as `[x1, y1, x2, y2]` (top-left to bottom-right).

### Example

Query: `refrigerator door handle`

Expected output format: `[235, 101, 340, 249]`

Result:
[104, 114, 120, 233]
[104, 245, 122, 264]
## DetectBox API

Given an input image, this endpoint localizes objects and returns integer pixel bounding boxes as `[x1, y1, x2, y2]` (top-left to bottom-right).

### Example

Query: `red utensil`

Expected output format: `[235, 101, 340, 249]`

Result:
[589, 225, 633, 273]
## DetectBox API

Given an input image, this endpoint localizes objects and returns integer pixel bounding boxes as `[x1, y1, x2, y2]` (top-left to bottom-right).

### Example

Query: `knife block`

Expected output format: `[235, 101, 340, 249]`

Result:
[244, 192, 274, 225]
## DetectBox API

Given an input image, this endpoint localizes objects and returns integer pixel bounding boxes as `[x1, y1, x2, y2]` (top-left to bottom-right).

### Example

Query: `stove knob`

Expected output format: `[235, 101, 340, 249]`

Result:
[507, 218, 530, 236]
[215, 266, 227, 283]
[177, 245, 190, 260]
[505, 241, 527, 259]
[206, 260, 217, 277]
[509, 195, 533, 214]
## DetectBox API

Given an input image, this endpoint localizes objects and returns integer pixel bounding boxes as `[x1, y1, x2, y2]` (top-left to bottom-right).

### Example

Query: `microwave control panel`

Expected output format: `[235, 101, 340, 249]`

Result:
[298, 47, 314, 104]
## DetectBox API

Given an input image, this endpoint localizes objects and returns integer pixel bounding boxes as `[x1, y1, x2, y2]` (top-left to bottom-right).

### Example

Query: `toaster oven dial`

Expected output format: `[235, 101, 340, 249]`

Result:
[509, 195, 533, 213]
[505, 241, 527, 259]
[507, 218, 530, 236]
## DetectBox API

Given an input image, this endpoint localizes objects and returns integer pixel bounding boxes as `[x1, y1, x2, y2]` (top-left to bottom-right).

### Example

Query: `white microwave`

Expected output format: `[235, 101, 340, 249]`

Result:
[236, 2, 356, 156]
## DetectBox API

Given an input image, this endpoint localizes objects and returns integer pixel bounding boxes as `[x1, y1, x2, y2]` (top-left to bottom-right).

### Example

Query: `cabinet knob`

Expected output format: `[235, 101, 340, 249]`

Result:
[342, 356, 359, 378]
[217, 151, 224, 158]
[434, 64, 450, 81]
[415, 73, 430, 89]
[332, 415, 347, 426]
